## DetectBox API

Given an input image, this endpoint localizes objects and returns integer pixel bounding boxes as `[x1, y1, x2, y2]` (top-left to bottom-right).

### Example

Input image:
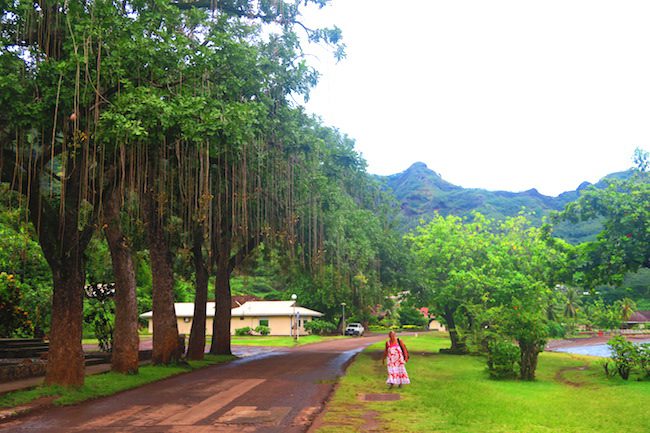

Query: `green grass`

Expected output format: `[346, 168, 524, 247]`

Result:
[231, 335, 344, 347]
[0, 354, 235, 409]
[316, 333, 650, 433]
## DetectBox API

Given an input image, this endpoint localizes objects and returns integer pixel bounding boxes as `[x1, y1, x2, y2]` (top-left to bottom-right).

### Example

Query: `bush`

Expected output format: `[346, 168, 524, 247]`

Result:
[607, 336, 637, 380]
[0, 273, 33, 338]
[235, 327, 252, 336]
[84, 298, 114, 352]
[304, 319, 337, 335]
[368, 324, 390, 333]
[254, 325, 270, 336]
[636, 344, 650, 377]
[402, 324, 424, 330]
[487, 339, 520, 379]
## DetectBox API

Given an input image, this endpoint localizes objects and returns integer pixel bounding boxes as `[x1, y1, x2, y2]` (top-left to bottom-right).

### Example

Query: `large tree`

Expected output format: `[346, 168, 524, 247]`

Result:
[406, 213, 493, 353]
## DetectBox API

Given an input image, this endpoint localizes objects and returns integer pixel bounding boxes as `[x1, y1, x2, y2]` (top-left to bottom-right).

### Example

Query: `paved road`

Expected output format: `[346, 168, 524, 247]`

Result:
[2, 335, 385, 433]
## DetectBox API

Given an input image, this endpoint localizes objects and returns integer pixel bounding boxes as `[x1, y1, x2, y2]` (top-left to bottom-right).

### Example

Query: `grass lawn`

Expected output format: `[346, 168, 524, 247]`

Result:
[231, 335, 344, 347]
[0, 354, 235, 409]
[316, 333, 650, 433]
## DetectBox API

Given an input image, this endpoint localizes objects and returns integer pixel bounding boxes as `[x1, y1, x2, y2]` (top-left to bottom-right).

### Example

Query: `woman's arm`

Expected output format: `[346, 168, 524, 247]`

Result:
[399, 339, 409, 362]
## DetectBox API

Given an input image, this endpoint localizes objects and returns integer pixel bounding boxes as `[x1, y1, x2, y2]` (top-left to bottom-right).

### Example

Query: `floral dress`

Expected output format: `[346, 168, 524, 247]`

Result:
[386, 341, 410, 385]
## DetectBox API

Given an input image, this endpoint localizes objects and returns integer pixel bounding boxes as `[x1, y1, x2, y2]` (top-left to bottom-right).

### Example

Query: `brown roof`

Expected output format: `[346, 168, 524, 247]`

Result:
[628, 311, 650, 323]
[231, 295, 261, 308]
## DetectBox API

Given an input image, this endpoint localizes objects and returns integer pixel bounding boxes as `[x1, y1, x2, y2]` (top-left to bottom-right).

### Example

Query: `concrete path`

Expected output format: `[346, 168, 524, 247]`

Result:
[1, 335, 385, 433]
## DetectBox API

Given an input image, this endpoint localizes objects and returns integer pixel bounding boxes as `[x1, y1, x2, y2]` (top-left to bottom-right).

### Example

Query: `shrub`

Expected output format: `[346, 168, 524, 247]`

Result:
[304, 319, 337, 335]
[235, 327, 252, 336]
[608, 336, 636, 380]
[635, 343, 650, 378]
[487, 339, 520, 379]
[254, 325, 270, 336]
[84, 298, 114, 352]
[368, 324, 390, 333]
[0, 273, 33, 338]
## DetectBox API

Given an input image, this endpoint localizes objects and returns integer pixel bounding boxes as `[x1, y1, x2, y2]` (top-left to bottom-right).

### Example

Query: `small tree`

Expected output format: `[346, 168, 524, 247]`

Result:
[484, 217, 571, 380]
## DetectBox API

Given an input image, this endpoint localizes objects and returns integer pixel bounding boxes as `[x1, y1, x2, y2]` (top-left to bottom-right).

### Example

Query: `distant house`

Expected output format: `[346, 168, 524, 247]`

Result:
[625, 311, 650, 329]
[419, 307, 447, 332]
[140, 300, 324, 336]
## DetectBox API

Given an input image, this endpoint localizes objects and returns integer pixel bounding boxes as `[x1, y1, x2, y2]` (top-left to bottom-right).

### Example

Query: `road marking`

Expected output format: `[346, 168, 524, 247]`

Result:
[129, 404, 187, 426]
[78, 405, 148, 428]
[162, 378, 266, 425]
[217, 406, 291, 426]
[168, 426, 258, 433]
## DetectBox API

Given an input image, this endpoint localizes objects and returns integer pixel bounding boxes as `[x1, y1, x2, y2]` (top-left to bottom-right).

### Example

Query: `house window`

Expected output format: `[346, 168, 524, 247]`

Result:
[259, 318, 269, 327]
[240, 316, 245, 320]
[183, 317, 191, 323]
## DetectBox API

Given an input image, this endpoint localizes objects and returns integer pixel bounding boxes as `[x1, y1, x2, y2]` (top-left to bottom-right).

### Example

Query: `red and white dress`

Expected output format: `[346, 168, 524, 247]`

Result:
[386, 341, 410, 385]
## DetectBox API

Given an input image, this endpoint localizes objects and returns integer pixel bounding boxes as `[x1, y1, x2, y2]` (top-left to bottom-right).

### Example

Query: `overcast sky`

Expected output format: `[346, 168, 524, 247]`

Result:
[300, 0, 650, 196]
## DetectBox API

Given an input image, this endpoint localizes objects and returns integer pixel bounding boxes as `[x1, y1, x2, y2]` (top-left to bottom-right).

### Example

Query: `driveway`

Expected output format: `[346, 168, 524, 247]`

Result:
[2, 335, 385, 433]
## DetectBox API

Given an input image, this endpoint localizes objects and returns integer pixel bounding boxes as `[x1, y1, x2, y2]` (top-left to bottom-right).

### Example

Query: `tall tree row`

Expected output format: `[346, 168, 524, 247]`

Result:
[2, 0, 396, 387]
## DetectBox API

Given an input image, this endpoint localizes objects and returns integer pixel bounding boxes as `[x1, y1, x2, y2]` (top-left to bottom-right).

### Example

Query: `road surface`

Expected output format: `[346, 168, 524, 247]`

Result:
[2, 335, 385, 433]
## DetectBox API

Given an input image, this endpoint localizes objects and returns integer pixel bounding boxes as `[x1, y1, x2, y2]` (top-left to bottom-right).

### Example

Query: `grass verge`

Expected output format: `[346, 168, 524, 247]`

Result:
[0, 354, 235, 409]
[316, 333, 650, 433]
[230, 335, 345, 347]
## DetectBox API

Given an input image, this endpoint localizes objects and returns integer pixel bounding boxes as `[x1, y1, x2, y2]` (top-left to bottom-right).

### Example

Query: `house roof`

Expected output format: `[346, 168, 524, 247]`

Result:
[140, 300, 323, 319]
[231, 301, 323, 318]
[627, 311, 650, 323]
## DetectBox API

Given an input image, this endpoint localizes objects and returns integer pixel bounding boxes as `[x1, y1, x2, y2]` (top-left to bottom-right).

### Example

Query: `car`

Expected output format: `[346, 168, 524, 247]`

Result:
[344, 323, 365, 336]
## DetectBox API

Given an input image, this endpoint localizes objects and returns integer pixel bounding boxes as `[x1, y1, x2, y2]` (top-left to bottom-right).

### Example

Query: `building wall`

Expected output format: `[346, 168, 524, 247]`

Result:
[147, 316, 312, 336]
[428, 319, 447, 332]
[231, 315, 312, 336]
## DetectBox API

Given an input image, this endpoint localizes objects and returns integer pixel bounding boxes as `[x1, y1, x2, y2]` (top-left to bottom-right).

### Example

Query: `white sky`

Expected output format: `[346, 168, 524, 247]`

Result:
[300, 0, 650, 196]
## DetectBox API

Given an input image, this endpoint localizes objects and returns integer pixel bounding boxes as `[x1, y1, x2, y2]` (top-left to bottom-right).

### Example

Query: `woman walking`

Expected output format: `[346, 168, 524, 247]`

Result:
[381, 331, 410, 388]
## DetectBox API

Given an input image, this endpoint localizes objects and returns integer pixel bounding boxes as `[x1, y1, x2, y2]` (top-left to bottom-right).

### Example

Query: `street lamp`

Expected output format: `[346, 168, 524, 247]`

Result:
[340, 302, 346, 335]
[291, 294, 298, 341]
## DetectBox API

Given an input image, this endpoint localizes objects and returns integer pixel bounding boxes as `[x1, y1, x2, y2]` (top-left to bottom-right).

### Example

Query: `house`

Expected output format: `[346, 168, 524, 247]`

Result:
[625, 311, 650, 329]
[419, 307, 447, 332]
[140, 300, 324, 336]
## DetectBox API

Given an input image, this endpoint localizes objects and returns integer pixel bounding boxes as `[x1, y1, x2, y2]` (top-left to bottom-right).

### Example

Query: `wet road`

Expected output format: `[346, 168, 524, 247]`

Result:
[2, 335, 385, 433]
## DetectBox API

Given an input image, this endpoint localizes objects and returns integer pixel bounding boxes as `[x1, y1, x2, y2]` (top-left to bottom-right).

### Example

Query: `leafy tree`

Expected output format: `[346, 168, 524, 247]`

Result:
[397, 304, 428, 327]
[483, 218, 570, 380]
[407, 213, 493, 353]
[555, 149, 650, 287]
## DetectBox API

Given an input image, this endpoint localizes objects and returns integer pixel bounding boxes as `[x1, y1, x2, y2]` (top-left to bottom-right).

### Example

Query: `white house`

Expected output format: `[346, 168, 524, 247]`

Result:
[140, 300, 324, 336]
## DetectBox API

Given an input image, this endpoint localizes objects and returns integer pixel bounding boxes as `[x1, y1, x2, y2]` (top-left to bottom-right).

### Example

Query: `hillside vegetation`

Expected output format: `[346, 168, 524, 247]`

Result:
[376, 161, 632, 243]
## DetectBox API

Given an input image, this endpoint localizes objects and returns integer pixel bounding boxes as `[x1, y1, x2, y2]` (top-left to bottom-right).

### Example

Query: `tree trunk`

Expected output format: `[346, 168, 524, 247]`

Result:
[103, 189, 140, 374]
[442, 306, 467, 354]
[187, 224, 209, 360]
[209, 231, 262, 355]
[36, 152, 92, 387]
[210, 255, 232, 355]
[519, 340, 540, 381]
[45, 262, 85, 386]
[144, 193, 180, 365]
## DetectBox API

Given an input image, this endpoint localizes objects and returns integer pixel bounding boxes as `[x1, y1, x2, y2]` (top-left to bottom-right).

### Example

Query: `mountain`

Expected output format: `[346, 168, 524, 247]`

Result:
[376, 162, 632, 244]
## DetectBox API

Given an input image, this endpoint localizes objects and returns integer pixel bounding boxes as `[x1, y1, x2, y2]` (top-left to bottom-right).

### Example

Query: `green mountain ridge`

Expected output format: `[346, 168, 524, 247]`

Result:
[376, 162, 632, 244]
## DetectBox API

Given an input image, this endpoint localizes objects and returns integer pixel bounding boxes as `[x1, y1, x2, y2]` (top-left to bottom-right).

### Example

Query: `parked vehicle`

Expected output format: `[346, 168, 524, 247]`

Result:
[344, 323, 365, 336]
